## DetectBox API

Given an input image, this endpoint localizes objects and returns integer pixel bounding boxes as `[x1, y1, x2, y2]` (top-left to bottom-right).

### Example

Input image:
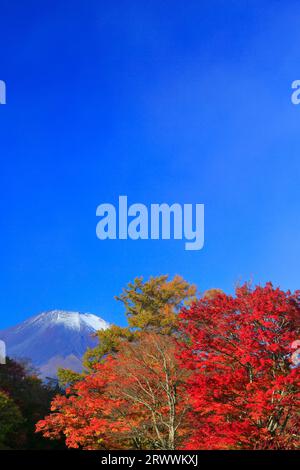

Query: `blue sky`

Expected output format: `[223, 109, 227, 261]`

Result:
[0, 0, 299, 328]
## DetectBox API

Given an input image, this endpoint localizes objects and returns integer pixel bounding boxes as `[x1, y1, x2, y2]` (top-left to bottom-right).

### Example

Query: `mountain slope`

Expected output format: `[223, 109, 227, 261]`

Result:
[0, 310, 109, 378]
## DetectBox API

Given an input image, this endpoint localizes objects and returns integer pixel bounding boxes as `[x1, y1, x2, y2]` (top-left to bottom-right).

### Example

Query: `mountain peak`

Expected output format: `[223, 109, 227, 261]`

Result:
[25, 310, 109, 332]
[0, 310, 110, 377]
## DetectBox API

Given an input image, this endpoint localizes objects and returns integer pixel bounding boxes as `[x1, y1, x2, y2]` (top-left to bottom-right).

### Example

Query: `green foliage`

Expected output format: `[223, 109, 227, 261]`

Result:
[82, 275, 196, 371]
[0, 358, 64, 449]
[116, 275, 196, 332]
[57, 368, 83, 388]
[0, 390, 22, 449]
[83, 325, 134, 370]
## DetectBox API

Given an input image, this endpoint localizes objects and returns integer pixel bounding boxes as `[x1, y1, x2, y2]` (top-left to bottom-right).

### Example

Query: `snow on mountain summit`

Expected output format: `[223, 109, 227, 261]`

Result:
[25, 310, 110, 332]
[0, 310, 110, 378]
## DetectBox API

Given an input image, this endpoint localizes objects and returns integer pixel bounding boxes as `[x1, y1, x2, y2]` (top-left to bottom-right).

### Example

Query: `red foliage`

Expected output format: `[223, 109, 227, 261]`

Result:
[36, 359, 123, 449]
[36, 334, 189, 449]
[179, 283, 300, 449]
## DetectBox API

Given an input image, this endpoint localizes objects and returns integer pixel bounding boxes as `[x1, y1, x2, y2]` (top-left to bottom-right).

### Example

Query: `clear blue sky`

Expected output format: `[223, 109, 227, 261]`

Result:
[0, 0, 299, 328]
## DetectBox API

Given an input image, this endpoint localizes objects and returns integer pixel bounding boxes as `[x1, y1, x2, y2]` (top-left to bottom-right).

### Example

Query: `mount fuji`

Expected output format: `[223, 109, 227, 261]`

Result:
[0, 310, 110, 378]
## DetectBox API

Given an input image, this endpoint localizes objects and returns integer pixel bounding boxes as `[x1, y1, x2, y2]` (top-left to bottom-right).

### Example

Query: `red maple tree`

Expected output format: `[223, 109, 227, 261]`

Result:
[36, 333, 189, 449]
[179, 283, 300, 449]
[36, 359, 121, 449]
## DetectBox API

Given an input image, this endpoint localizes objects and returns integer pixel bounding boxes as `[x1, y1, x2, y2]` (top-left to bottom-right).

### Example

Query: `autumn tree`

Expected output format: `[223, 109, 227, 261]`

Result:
[36, 333, 190, 449]
[116, 275, 196, 332]
[179, 283, 300, 450]
[42, 276, 196, 448]
[36, 363, 115, 449]
[80, 275, 196, 372]
[109, 333, 190, 449]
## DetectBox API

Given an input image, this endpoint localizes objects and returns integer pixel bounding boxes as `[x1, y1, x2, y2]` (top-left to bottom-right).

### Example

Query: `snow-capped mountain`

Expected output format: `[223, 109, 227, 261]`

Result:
[0, 310, 110, 378]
